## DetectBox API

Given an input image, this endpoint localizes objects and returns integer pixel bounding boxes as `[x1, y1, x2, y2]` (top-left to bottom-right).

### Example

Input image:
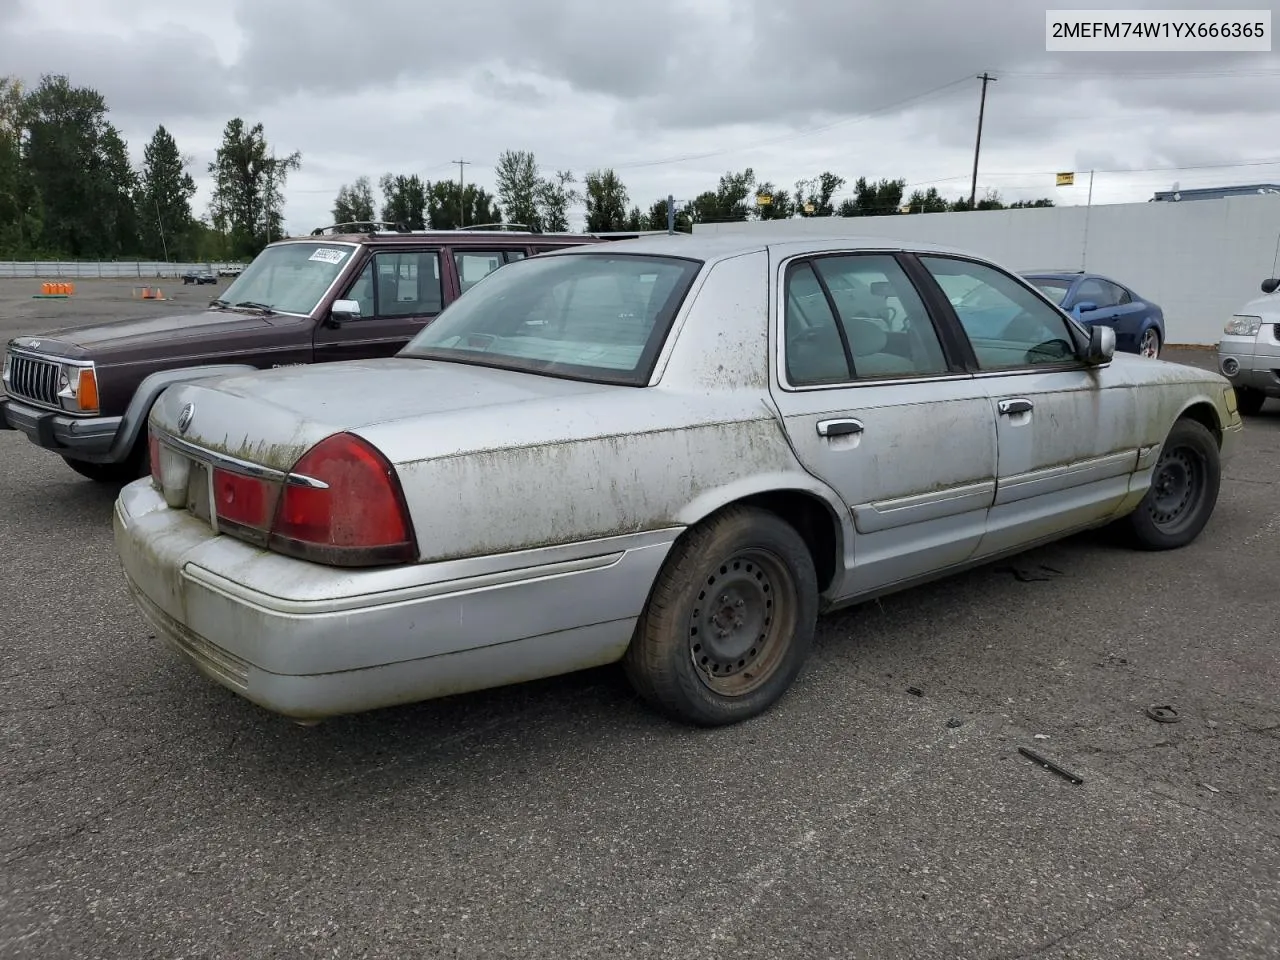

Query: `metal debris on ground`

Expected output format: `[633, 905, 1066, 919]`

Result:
[1199, 783, 1221, 794]
[1146, 704, 1182, 723]
[946, 718, 964, 728]
[1033, 733, 1050, 740]
[906, 686, 924, 698]
[1018, 746, 1085, 785]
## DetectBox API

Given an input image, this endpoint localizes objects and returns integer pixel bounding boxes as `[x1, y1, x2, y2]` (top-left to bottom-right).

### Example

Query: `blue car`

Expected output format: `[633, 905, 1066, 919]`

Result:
[1020, 270, 1166, 359]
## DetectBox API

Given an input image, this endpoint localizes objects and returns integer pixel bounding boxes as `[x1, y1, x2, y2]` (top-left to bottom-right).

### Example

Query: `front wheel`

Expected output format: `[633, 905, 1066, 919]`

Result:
[623, 505, 819, 726]
[1139, 327, 1161, 359]
[1236, 387, 1267, 416]
[61, 438, 150, 484]
[1120, 418, 1220, 550]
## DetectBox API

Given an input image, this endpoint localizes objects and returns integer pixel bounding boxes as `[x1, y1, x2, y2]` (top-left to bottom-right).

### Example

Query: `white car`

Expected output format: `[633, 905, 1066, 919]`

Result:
[1218, 276, 1280, 415]
[114, 235, 1242, 727]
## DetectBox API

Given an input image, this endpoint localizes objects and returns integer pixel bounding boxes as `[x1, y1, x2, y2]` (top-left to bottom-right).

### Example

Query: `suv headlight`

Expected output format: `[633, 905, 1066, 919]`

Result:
[56, 363, 100, 415]
[1225, 315, 1262, 337]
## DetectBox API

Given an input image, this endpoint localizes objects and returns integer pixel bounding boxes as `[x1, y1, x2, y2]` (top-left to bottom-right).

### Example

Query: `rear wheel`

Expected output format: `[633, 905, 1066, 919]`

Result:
[1236, 387, 1267, 416]
[1139, 327, 1161, 359]
[623, 505, 818, 726]
[1121, 418, 1220, 550]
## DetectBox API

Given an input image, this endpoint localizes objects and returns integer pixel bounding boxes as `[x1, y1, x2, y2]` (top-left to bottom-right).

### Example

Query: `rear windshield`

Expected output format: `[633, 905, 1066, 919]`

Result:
[1027, 278, 1071, 305]
[401, 252, 703, 385]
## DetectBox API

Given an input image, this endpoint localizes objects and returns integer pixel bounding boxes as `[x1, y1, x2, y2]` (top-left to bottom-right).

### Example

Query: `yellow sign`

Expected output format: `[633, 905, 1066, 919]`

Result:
[756, 194, 772, 205]
[1056, 172, 1075, 187]
[899, 205, 911, 214]
[803, 203, 815, 213]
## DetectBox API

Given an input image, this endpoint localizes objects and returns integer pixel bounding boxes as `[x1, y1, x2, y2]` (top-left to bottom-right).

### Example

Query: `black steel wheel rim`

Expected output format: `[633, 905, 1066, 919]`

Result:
[1147, 444, 1207, 533]
[688, 548, 796, 697]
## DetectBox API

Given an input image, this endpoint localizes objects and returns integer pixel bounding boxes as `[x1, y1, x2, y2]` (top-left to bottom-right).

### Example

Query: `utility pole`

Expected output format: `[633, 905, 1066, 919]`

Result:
[968, 72, 997, 209]
[454, 159, 471, 228]
[667, 194, 675, 235]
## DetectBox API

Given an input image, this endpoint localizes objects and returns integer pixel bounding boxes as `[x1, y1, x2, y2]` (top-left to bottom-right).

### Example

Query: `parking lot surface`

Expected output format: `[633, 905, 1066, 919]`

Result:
[2, 285, 1278, 959]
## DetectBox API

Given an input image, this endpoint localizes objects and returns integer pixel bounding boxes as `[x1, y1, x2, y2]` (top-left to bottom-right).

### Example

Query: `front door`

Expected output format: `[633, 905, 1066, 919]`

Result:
[313, 248, 445, 362]
[916, 255, 1140, 558]
[769, 251, 998, 598]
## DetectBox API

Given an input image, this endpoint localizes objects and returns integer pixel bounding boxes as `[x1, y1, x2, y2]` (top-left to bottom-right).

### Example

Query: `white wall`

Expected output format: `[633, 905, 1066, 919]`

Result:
[693, 194, 1280, 345]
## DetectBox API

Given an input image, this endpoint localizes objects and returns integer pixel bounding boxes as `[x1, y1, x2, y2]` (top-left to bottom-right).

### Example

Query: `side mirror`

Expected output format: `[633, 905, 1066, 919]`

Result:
[1261, 278, 1280, 294]
[328, 298, 362, 326]
[1084, 324, 1115, 365]
[1074, 300, 1099, 314]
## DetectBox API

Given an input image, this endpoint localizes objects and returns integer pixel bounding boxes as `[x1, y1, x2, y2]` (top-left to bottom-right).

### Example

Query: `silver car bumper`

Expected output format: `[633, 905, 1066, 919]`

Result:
[113, 480, 678, 719]
[1217, 332, 1280, 397]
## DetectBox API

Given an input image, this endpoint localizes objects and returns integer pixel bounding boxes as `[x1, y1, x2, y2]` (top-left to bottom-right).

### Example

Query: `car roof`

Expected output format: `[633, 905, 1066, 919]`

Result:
[270, 231, 601, 247]
[537, 232, 990, 263]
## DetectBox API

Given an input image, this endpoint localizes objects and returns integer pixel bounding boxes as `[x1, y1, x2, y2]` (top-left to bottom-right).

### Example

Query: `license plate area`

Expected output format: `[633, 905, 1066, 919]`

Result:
[186, 461, 213, 525]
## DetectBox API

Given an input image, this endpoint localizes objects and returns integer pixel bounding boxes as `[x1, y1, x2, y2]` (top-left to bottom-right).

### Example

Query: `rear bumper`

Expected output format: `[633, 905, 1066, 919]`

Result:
[113, 480, 678, 720]
[1, 396, 123, 457]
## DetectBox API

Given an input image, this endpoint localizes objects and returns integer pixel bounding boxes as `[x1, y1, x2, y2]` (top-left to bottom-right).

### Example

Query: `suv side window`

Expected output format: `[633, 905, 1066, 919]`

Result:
[454, 249, 525, 294]
[920, 256, 1078, 370]
[342, 251, 443, 319]
[784, 254, 949, 385]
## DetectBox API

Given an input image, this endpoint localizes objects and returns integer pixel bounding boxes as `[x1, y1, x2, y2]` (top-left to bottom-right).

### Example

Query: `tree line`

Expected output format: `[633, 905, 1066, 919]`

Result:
[336, 153, 1055, 237]
[0, 71, 1057, 264]
[0, 74, 300, 262]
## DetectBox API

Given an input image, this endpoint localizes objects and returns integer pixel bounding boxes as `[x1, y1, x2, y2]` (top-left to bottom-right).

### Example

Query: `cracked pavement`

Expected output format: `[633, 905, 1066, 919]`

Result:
[1, 329, 1278, 959]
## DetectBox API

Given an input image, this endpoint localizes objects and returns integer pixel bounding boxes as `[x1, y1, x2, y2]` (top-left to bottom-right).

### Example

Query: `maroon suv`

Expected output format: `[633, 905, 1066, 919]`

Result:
[1, 226, 616, 482]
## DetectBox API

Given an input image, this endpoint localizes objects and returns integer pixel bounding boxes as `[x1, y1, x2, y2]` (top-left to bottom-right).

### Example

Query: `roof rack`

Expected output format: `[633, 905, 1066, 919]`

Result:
[310, 221, 409, 236]
[453, 223, 539, 233]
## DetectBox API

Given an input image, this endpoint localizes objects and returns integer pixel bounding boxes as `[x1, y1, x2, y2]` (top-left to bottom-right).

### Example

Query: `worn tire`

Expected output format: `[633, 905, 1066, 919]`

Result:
[61, 439, 150, 484]
[1120, 418, 1220, 551]
[623, 505, 819, 726]
[1236, 387, 1267, 416]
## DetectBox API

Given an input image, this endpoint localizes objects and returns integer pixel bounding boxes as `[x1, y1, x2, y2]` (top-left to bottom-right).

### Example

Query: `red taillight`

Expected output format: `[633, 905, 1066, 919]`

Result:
[212, 468, 273, 529]
[268, 433, 416, 566]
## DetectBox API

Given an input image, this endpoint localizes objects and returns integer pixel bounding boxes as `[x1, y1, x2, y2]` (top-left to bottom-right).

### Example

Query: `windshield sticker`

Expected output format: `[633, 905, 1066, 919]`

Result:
[309, 248, 349, 265]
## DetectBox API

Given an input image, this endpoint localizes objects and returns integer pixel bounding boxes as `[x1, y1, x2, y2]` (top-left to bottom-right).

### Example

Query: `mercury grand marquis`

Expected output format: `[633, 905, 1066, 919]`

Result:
[113, 234, 1242, 726]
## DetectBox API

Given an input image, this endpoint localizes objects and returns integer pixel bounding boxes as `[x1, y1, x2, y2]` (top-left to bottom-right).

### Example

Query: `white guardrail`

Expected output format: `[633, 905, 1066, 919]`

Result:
[0, 261, 245, 279]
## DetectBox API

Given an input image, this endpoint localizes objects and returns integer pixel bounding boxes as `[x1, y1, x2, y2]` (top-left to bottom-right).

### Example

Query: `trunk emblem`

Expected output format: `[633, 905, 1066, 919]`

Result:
[177, 403, 195, 434]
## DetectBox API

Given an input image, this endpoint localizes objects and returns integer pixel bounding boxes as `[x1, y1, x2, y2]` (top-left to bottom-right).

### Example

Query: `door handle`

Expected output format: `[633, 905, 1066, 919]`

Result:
[998, 398, 1033, 416]
[816, 418, 864, 438]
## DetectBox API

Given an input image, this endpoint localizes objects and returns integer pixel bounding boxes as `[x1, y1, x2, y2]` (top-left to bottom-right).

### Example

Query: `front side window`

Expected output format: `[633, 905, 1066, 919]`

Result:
[784, 254, 948, 385]
[219, 242, 357, 315]
[920, 257, 1079, 369]
[401, 253, 702, 384]
[1074, 277, 1118, 309]
[341, 251, 442, 319]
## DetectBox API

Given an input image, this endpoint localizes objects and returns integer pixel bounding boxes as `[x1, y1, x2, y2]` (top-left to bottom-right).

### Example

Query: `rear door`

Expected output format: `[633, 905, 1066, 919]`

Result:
[914, 255, 1141, 558]
[313, 248, 445, 362]
[450, 247, 530, 297]
[768, 249, 998, 597]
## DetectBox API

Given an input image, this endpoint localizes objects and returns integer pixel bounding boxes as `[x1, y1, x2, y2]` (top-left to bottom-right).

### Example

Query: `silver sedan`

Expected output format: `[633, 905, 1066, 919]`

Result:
[114, 235, 1242, 726]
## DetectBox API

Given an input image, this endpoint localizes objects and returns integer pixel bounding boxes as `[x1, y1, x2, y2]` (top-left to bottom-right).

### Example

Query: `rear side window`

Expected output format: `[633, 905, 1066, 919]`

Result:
[402, 253, 702, 385]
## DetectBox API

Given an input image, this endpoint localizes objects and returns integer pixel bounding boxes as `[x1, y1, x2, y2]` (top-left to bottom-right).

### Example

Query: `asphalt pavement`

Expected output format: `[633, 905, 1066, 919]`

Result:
[1, 297, 1278, 959]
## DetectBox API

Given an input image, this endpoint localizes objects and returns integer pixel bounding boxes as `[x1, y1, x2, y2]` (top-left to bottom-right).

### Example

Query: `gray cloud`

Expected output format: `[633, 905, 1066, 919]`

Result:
[3, 0, 1279, 231]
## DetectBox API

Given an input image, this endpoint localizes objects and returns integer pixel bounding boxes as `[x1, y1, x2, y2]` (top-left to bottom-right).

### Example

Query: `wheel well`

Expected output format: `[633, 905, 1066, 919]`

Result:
[1178, 401, 1221, 448]
[736, 490, 840, 592]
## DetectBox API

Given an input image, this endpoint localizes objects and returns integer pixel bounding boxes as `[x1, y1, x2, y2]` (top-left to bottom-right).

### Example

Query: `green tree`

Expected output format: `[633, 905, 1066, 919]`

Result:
[687, 168, 756, 224]
[976, 188, 1005, 211]
[538, 169, 579, 232]
[644, 197, 691, 233]
[139, 124, 196, 260]
[904, 187, 949, 214]
[0, 76, 37, 255]
[20, 74, 139, 258]
[379, 173, 427, 229]
[625, 206, 643, 231]
[1009, 198, 1055, 209]
[494, 149, 541, 230]
[850, 177, 906, 216]
[207, 118, 301, 258]
[332, 175, 375, 224]
[754, 181, 795, 220]
[794, 172, 845, 217]
[584, 168, 630, 232]
[426, 180, 501, 230]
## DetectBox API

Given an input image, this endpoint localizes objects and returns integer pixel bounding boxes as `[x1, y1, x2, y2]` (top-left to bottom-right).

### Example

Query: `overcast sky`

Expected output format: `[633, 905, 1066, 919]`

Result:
[3, 0, 1279, 233]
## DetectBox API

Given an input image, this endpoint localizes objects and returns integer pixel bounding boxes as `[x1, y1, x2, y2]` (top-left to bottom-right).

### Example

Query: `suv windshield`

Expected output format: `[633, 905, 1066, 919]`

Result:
[401, 252, 703, 385]
[218, 241, 357, 315]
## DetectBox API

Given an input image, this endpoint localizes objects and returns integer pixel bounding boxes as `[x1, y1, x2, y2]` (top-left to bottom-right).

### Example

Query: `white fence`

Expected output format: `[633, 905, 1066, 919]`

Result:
[0, 261, 244, 279]
[693, 193, 1280, 345]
